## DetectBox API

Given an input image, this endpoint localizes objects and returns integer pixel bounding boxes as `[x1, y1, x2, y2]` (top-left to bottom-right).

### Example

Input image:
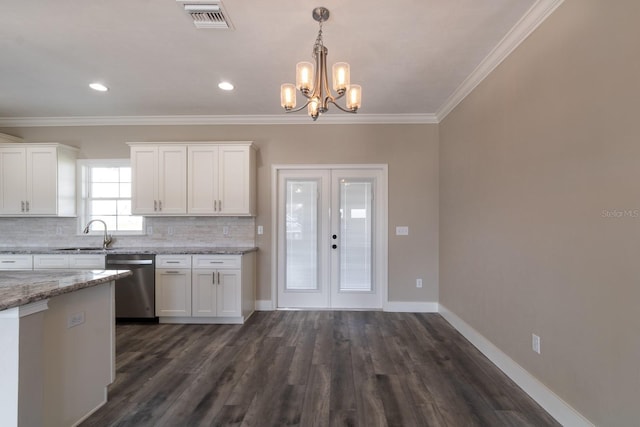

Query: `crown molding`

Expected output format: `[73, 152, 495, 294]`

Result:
[0, 113, 437, 127]
[0, 0, 563, 129]
[435, 0, 565, 122]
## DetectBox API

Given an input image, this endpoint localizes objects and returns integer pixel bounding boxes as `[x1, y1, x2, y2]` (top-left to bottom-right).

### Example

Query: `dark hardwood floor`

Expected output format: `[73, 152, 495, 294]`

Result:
[81, 311, 560, 426]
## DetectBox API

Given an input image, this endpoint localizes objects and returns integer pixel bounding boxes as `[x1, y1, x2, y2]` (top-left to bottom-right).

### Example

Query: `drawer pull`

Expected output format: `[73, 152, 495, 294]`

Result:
[209, 261, 224, 264]
[166, 261, 181, 264]
[165, 271, 180, 274]
[2, 260, 16, 263]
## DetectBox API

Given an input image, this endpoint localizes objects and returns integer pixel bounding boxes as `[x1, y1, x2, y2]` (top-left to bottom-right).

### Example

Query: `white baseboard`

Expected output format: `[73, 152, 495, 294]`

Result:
[255, 300, 438, 312]
[255, 300, 274, 311]
[384, 301, 439, 312]
[438, 305, 593, 427]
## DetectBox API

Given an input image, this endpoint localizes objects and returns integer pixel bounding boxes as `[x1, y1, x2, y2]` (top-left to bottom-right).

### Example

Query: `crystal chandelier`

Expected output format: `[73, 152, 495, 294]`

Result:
[280, 7, 362, 121]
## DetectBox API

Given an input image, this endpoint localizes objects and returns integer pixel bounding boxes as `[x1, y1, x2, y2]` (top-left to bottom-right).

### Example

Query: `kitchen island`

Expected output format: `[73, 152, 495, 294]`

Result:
[0, 269, 131, 427]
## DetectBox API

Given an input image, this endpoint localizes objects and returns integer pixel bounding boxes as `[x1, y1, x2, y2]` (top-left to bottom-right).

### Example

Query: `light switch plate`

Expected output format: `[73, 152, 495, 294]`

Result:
[257, 225, 264, 235]
[396, 226, 409, 236]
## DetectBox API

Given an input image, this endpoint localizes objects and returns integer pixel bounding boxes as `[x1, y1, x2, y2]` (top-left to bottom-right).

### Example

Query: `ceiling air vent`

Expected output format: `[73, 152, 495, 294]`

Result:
[183, 3, 232, 29]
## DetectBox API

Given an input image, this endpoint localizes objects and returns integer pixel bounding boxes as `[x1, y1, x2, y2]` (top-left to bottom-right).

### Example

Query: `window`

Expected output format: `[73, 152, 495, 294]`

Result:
[78, 159, 144, 234]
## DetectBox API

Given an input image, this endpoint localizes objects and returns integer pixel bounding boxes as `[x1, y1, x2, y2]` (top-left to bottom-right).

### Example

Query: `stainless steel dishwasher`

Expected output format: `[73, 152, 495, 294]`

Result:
[105, 254, 156, 320]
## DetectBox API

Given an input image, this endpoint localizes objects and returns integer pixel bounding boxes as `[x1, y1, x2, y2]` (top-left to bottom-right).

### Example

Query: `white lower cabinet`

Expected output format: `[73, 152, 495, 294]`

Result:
[33, 254, 105, 270]
[68, 254, 105, 269]
[0, 254, 104, 271]
[192, 268, 241, 318]
[156, 253, 255, 324]
[156, 268, 192, 317]
[155, 255, 192, 317]
[0, 255, 33, 270]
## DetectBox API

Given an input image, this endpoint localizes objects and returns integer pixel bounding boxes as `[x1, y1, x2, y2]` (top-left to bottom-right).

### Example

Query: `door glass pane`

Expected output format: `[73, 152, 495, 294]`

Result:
[339, 180, 372, 291]
[285, 180, 319, 290]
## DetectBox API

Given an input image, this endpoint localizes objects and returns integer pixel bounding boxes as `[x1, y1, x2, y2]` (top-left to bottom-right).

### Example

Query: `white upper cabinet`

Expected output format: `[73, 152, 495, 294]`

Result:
[187, 144, 256, 215]
[0, 143, 77, 217]
[187, 145, 219, 215]
[130, 142, 256, 216]
[130, 145, 187, 215]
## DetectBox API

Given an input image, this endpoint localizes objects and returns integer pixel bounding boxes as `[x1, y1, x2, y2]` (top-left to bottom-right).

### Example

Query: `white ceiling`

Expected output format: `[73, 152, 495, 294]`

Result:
[0, 0, 562, 126]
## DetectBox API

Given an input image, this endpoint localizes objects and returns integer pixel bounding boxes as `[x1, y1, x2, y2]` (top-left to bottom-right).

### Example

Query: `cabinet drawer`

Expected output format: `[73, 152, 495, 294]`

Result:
[157, 255, 192, 268]
[0, 255, 33, 270]
[192, 255, 241, 269]
[33, 254, 69, 269]
[69, 254, 106, 269]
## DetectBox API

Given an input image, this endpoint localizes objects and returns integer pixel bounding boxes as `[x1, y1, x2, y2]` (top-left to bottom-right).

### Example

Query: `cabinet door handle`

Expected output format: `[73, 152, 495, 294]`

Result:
[209, 261, 224, 264]
[217, 272, 220, 284]
[2, 260, 16, 263]
[21, 201, 25, 212]
[218, 200, 222, 211]
[159, 200, 162, 211]
[166, 261, 180, 264]
[154, 200, 157, 211]
[212, 273, 216, 285]
[26, 201, 29, 212]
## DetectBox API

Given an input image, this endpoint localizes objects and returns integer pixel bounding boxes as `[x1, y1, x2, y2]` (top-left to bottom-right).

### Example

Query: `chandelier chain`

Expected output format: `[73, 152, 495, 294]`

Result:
[314, 21, 324, 53]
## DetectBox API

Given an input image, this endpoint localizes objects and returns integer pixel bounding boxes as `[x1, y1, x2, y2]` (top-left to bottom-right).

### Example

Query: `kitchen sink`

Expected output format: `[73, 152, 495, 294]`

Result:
[55, 247, 111, 252]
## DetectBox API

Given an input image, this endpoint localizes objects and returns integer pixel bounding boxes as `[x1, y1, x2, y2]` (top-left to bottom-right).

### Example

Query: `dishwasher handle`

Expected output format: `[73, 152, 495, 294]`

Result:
[106, 259, 154, 266]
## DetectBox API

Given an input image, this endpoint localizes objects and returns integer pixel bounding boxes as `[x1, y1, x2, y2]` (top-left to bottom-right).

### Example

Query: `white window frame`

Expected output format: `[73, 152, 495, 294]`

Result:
[77, 159, 145, 236]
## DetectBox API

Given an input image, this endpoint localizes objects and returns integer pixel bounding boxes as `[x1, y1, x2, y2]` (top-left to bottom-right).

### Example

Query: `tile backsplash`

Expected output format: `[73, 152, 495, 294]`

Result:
[0, 216, 255, 248]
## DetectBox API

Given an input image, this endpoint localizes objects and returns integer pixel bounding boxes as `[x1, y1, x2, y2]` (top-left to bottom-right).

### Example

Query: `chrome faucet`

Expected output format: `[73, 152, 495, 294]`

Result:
[83, 219, 113, 249]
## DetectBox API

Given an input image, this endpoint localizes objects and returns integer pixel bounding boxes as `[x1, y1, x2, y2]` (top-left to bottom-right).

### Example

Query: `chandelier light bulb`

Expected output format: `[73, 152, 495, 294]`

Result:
[332, 62, 350, 94]
[281, 84, 296, 110]
[308, 98, 320, 120]
[346, 85, 362, 111]
[296, 62, 314, 93]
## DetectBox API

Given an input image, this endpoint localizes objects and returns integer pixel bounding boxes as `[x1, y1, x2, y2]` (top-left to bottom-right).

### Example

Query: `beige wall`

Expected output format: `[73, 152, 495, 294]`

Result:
[0, 124, 439, 303]
[439, 0, 640, 425]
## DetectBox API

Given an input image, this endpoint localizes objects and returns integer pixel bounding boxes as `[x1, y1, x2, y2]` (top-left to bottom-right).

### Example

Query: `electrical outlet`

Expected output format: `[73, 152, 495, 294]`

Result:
[167, 226, 174, 235]
[223, 226, 230, 236]
[416, 278, 423, 288]
[257, 225, 264, 235]
[532, 334, 541, 354]
[67, 311, 85, 329]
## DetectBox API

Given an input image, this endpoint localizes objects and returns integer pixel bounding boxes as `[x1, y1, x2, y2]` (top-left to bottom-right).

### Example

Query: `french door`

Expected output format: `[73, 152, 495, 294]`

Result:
[276, 167, 387, 309]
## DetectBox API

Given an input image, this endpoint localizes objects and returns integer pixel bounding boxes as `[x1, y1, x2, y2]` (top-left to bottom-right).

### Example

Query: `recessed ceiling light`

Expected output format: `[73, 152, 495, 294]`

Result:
[89, 83, 108, 92]
[218, 81, 234, 91]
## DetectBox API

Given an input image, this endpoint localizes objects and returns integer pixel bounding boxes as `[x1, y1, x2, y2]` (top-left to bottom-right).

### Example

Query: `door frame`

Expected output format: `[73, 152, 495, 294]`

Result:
[271, 164, 388, 309]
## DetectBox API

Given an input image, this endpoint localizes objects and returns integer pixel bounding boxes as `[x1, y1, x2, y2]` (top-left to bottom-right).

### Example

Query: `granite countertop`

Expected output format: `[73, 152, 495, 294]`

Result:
[0, 270, 132, 311]
[0, 246, 258, 255]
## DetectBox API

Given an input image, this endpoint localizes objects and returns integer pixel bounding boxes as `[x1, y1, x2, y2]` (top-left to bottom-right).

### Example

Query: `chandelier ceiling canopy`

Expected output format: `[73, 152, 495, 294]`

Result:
[280, 7, 362, 121]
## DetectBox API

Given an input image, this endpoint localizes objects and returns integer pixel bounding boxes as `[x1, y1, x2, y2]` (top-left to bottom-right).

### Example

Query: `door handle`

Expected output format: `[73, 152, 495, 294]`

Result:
[332, 234, 337, 239]
[332, 244, 337, 249]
